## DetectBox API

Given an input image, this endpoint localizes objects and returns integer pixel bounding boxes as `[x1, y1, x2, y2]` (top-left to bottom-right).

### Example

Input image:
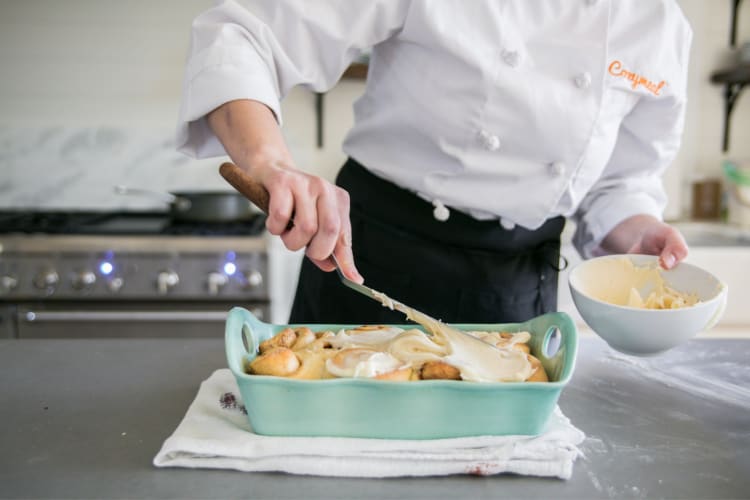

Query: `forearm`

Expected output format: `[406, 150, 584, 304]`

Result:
[207, 99, 295, 176]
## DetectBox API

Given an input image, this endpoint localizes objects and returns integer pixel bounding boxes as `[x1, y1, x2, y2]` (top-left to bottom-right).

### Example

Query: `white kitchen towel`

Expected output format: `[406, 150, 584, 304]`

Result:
[153, 369, 585, 479]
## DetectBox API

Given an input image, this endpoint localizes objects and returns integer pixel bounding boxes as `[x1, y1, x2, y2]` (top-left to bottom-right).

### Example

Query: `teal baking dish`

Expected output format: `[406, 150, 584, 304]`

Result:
[225, 307, 578, 439]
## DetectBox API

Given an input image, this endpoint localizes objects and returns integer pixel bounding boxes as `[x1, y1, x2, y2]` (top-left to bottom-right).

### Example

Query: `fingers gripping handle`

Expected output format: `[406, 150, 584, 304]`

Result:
[220, 162, 347, 275]
[219, 162, 271, 213]
[219, 162, 296, 232]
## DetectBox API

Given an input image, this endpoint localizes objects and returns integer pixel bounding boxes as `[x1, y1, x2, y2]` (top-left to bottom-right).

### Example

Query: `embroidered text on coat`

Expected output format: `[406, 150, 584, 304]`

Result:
[608, 60, 666, 96]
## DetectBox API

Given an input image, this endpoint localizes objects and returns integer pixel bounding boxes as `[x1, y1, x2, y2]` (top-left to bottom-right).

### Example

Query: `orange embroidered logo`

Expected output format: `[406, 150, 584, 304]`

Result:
[608, 60, 666, 96]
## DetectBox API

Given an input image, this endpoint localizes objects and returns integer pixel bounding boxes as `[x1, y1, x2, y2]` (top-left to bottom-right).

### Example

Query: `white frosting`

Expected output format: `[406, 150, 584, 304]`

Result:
[387, 328, 447, 365]
[326, 349, 404, 378]
[470, 330, 532, 348]
[583, 258, 700, 309]
[327, 327, 403, 349]
[371, 291, 533, 382]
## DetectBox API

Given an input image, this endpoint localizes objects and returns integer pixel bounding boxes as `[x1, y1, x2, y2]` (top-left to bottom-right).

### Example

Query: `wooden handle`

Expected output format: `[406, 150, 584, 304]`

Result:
[219, 162, 271, 214]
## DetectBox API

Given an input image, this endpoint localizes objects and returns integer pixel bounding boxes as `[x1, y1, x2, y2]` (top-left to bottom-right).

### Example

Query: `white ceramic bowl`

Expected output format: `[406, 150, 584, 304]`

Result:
[569, 254, 728, 356]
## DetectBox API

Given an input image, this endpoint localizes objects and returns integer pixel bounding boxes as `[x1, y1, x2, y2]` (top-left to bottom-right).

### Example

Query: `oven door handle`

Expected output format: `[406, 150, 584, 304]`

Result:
[20, 310, 240, 322]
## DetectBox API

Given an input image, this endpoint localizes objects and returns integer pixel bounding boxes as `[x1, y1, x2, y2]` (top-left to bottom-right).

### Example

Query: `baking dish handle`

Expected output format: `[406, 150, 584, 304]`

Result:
[225, 307, 274, 375]
[523, 311, 578, 383]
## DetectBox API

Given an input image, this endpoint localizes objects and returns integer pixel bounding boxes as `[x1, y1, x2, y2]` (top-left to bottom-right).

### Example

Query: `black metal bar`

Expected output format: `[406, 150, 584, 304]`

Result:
[722, 82, 747, 152]
[315, 92, 324, 148]
[723, 85, 732, 152]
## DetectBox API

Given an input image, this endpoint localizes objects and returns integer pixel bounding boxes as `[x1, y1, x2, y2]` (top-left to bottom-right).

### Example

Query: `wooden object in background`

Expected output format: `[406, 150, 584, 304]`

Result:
[691, 178, 723, 220]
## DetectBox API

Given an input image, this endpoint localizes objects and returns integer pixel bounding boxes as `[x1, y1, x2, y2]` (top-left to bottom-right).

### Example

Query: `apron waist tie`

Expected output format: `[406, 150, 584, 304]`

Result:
[337, 157, 566, 256]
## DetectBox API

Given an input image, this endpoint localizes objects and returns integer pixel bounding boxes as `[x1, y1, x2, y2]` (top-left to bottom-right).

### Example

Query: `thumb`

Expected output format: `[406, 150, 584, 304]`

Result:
[659, 250, 676, 270]
[659, 237, 688, 270]
[332, 243, 364, 284]
[333, 215, 363, 284]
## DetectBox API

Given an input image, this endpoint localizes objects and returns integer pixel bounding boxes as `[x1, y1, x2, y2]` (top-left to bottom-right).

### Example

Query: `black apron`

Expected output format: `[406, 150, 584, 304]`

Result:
[289, 158, 565, 325]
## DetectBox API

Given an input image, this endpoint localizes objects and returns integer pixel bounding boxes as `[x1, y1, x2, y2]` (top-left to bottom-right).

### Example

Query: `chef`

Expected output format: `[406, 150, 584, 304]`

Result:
[177, 0, 692, 324]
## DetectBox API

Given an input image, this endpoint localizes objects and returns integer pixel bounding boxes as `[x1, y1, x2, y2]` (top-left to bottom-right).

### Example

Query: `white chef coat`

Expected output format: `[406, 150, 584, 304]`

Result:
[177, 0, 692, 258]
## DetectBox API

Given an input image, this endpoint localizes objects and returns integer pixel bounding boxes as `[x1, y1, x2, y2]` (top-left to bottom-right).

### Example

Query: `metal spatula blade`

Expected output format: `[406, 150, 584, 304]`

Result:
[329, 254, 404, 308]
[331, 254, 379, 297]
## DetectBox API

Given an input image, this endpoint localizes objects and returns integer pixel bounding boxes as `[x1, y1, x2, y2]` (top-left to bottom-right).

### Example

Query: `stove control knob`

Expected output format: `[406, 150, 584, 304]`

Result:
[156, 270, 179, 295]
[71, 270, 96, 291]
[33, 269, 60, 292]
[0, 275, 18, 294]
[243, 270, 264, 289]
[107, 277, 124, 293]
[207, 271, 229, 296]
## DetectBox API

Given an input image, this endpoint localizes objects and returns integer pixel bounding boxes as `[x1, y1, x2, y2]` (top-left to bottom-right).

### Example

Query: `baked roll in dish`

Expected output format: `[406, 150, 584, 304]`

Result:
[247, 325, 548, 383]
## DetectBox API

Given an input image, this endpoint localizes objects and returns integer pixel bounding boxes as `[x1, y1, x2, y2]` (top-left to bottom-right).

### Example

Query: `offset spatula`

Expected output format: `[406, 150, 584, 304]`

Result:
[218, 162, 504, 353]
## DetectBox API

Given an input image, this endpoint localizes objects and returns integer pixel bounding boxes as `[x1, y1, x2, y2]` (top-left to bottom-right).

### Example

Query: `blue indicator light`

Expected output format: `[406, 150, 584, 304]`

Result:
[223, 262, 237, 276]
[225, 251, 237, 261]
[99, 261, 114, 275]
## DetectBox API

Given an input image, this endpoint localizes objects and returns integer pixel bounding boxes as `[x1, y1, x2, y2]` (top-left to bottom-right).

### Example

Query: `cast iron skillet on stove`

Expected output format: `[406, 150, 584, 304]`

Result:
[114, 186, 258, 223]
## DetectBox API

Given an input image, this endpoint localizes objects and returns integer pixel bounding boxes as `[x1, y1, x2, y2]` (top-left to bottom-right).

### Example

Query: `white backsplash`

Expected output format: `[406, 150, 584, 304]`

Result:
[0, 126, 232, 211]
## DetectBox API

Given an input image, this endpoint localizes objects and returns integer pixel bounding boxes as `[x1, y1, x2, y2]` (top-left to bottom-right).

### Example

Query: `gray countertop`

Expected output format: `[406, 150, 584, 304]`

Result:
[1, 336, 748, 499]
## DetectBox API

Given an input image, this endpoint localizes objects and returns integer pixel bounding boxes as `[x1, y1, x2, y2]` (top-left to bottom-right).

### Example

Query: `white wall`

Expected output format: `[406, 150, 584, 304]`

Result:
[0, 0, 208, 128]
[0, 0, 361, 185]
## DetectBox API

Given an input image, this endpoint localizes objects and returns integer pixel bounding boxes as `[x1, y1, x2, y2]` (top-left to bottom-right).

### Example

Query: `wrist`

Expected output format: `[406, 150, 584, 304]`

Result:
[240, 147, 296, 179]
[601, 214, 662, 253]
[207, 99, 295, 179]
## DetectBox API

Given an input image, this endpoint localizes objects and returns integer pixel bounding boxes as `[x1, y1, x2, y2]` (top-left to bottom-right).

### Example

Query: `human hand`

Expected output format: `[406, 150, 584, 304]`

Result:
[601, 215, 688, 269]
[207, 99, 363, 283]
[256, 161, 364, 283]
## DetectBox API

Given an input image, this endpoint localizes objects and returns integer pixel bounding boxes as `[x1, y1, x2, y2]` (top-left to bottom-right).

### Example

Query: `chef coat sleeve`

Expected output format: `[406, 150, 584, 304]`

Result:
[572, 43, 692, 258]
[177, 0, 410, 158]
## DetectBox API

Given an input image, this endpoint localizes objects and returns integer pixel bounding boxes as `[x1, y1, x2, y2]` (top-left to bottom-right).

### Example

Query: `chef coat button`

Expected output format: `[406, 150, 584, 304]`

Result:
[574, 72, 592, 89]
[432, 200, 450, 222]
[501, 49, 521, 68]
[484, 134, 501, 151]
[478, 130, 501, 151]
[500, 218, 516, 230]
[549, 161, 566, 176]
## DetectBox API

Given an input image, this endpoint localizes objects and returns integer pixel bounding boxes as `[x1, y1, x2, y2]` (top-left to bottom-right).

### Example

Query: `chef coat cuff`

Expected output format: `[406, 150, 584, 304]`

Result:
[574, 194, 663, 259]
[177, 48, 282, 159]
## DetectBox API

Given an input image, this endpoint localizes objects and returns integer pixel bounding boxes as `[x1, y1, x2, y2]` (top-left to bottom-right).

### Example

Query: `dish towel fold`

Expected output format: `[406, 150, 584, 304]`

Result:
[153, 369, 585, 479]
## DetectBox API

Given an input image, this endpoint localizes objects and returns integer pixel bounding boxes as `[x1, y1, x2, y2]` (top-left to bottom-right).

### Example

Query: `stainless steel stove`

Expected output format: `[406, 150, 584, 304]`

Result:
[0, 211, 270, 338]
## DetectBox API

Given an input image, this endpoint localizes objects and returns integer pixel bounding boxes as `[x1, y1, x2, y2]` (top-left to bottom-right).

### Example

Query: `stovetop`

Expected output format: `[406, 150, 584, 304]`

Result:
[0, 210, 267, 237]
[0, 210, 270, 301]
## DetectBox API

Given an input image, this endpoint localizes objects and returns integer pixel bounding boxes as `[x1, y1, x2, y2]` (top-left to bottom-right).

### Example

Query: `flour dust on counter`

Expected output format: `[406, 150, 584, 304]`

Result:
[603, 348, 750, 409]
[567, 340, 749, 499]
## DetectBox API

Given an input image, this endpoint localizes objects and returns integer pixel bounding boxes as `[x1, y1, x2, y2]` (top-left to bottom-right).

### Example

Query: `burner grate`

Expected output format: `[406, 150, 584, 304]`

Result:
[162, 215, 267, 236]
[0, 210, 267, 237]
[0, 211, 114, 234]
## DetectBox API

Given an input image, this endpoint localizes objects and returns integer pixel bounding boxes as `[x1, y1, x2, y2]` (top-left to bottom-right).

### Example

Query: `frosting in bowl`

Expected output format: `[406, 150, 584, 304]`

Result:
[581, 258, 699, 310]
